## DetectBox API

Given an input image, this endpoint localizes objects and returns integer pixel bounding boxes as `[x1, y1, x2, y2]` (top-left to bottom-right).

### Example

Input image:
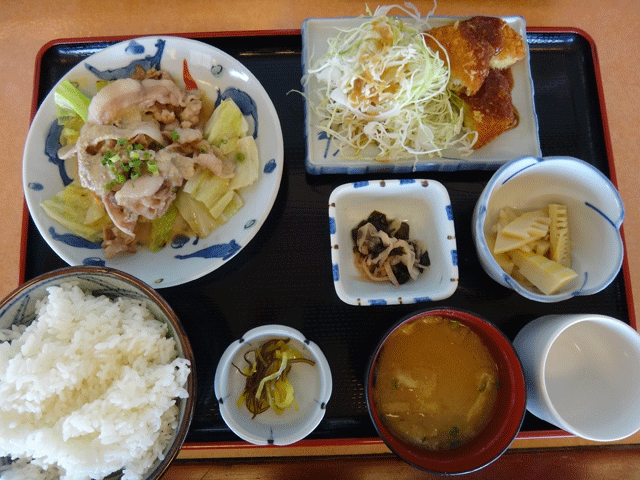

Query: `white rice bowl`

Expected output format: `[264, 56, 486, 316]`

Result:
[0, 282, 191, 480]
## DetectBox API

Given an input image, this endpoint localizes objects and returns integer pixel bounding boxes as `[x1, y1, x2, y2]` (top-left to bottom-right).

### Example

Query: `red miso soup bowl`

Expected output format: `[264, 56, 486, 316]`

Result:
[365, 308, 526, 475]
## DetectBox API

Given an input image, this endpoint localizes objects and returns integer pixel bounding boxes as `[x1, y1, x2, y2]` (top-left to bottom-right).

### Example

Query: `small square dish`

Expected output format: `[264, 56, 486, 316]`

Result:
[328, 179, 458, 306]
[302, 14, 541, 174]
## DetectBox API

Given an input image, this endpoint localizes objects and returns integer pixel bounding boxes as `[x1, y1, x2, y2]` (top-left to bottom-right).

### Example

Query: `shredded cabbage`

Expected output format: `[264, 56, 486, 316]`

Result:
[306, 3, 477, 161]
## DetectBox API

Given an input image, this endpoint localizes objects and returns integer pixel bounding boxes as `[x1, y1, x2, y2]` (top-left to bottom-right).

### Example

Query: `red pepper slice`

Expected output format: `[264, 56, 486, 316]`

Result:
[182, 59, 198, 90]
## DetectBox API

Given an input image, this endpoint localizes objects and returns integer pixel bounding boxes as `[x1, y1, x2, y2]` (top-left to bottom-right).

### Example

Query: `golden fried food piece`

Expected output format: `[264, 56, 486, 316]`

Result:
[425, 16, 525, 95]
[425, 21, 495, 96]
[460, 69, 519, 149]
[491, 21, 526, 69]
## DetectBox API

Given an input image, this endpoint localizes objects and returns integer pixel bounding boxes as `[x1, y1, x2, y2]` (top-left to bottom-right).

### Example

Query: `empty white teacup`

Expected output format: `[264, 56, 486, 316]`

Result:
[513, 314, 640, 442]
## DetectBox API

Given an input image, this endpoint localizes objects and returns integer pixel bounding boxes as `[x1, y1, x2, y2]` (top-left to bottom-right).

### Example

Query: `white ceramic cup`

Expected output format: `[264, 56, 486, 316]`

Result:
[513, 314, 640, 442]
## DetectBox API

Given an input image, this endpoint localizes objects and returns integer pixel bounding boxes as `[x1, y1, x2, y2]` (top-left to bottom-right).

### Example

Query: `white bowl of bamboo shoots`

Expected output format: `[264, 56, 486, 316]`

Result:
[472, 156, 625, 303]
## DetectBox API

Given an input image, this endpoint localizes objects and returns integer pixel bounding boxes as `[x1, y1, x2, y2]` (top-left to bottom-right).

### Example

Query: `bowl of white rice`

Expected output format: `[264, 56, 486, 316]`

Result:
[0, 266, 195, 480]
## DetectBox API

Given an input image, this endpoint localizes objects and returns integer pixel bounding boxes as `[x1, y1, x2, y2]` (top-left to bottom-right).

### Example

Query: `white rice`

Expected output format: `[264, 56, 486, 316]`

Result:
[0, 282, 191, 480]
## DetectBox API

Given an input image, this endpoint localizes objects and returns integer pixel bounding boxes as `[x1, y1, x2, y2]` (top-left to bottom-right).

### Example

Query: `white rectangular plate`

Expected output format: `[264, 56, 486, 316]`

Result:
[302, 15, 541, 174]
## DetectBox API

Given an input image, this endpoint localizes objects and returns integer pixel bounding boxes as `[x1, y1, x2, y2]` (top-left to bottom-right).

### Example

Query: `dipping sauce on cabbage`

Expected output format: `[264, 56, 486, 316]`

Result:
[372, 315, 499, 451]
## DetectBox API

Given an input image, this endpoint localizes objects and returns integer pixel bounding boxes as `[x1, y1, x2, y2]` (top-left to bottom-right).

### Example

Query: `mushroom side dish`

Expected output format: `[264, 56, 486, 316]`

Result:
[352, 210, 430, 286]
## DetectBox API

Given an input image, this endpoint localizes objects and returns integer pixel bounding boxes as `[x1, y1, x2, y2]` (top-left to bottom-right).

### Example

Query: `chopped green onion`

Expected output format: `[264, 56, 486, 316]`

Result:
[134, 143, 144, 150]
[235, 152, 246, 162]
[171, 130, 180, 141]
[129, 151, 140, 160]
[117, 138, 127, 146]
[147, 161, 159, 174]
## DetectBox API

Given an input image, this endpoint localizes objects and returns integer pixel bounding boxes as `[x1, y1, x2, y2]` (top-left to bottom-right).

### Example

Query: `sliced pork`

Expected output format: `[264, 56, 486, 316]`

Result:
[62, 74, 238, 258]
[88, 78, 188, 125]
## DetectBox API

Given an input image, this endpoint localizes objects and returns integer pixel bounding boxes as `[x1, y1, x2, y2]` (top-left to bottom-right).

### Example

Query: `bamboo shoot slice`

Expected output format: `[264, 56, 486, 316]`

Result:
[552, 228, 571, 267]
[485, 233, 515, 275]
[549, 204, 571, 267]
[497, 206, 522, 230]
[500, 209, 551, 240]
[510, 250, 578, 295]
[494, 230, 544, 254]
[533, 239, 551, 256]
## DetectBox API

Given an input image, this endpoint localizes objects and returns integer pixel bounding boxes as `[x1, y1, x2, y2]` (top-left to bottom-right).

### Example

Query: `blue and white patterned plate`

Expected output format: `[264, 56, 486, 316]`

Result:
[23, 36, 284, 288]
[328, 179, 459, 306]
[302, 15, 541, 174]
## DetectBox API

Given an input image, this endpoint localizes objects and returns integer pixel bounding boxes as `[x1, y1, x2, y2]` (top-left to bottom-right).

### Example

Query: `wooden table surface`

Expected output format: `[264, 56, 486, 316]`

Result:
[2, 0, 640, 478]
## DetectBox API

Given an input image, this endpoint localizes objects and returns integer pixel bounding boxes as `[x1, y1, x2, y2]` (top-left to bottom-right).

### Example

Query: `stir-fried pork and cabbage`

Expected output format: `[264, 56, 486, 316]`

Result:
[43, 67, 259, 258]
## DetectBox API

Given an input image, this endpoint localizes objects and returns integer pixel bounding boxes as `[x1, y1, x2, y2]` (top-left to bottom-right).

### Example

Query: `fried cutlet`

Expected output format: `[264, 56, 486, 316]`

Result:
[491, 21, 526, 69]
[425, 16, 525, 95]
[425, 20, 496, 96]
[460, 68, 519, 149]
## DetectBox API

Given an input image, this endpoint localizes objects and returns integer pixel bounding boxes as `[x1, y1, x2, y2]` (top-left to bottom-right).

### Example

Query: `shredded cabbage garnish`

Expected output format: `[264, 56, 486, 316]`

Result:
[306, 3, 476, 161]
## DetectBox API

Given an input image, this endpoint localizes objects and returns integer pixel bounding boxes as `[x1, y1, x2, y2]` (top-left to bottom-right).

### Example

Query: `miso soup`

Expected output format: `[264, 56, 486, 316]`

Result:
[372, 315, 499, 451]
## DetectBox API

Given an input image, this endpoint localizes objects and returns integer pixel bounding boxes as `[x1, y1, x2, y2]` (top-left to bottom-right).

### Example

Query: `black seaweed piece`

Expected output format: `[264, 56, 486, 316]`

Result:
[394, 221, 410, 240]
[391, 263, 411, 285]
[419, 250, 431, 267]
[369, 237, 386, 257]
[366, 210, 389, 232]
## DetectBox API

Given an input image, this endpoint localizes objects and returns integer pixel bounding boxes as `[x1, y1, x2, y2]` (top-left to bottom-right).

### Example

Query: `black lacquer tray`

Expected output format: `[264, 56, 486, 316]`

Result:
[23, 28, 633, 447]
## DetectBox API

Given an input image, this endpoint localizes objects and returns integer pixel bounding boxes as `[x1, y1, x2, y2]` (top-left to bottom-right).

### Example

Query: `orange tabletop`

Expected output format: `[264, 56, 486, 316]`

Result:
[2, 1, 640, 478]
